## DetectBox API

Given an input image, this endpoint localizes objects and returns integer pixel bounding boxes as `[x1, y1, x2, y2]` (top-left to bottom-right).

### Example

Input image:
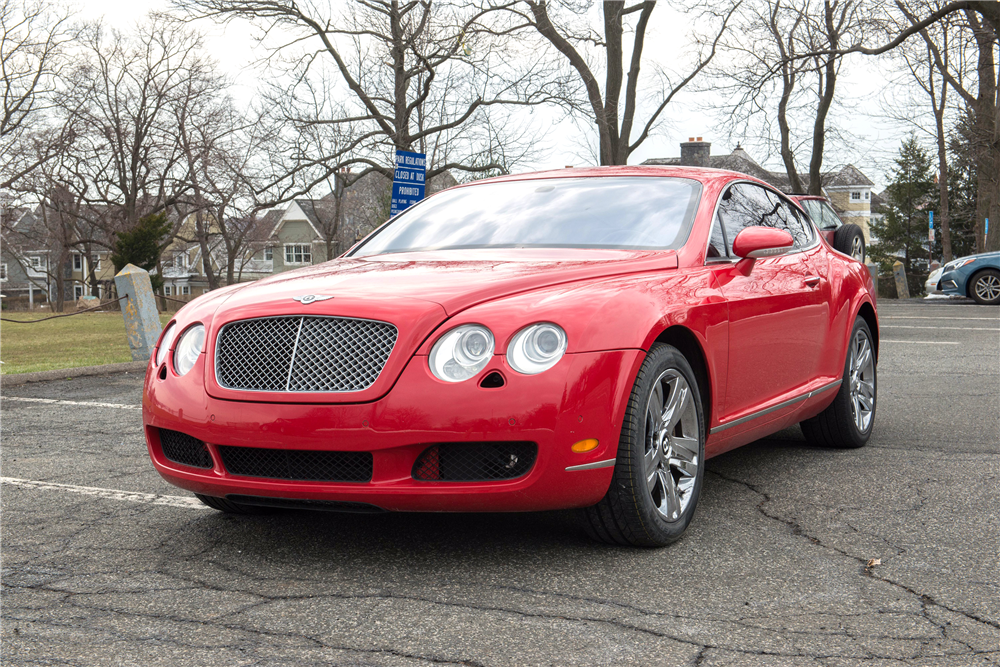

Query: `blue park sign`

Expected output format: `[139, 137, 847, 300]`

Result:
[390, 149, 426, 217]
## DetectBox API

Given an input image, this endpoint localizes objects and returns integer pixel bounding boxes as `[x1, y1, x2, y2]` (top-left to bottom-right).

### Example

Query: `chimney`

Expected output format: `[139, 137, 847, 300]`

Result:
[680, 137, 711, 167]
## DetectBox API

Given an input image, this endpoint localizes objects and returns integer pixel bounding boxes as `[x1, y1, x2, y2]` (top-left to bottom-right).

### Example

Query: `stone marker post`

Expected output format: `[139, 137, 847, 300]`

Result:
[115, 264, 161, 360]
[892, 261, 910, 299]
[866, 262, 879, 297]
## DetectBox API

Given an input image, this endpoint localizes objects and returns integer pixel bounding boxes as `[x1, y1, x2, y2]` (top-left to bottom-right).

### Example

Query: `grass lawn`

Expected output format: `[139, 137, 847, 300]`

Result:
[1, 311, 174, 375]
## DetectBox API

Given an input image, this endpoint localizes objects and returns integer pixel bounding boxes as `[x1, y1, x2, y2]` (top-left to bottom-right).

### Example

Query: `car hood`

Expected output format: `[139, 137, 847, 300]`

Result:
[202, 248, 677, 404]
[218, 248, 677, 316]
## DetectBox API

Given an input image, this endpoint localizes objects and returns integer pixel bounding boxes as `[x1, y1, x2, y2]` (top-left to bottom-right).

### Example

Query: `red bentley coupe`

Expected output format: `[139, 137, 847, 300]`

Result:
[143, 166, 878, 546]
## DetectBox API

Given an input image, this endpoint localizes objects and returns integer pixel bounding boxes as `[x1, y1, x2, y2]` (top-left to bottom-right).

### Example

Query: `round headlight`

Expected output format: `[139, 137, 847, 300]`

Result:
[172, 324, 205, 376]
[507, 323, 567, 375]
[429, 324, 495, 382]
[154, 323, 176, 367]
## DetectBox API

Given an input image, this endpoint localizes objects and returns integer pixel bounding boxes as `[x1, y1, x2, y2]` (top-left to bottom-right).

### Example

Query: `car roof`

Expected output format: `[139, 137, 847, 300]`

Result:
[449, 165, 774, 190]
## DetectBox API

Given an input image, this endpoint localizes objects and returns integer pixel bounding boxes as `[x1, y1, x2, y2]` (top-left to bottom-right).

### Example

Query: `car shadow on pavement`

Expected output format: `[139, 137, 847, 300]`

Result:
[168, 426, 829, 565]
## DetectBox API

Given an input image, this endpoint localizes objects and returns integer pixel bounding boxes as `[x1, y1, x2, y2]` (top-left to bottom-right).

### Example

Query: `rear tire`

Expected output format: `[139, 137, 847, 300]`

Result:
[833, 224, 865, 263]
[800, 317, 876, 449]
[968, 269, 1000, 305]
[581, 343, 705, 547]
[195, 494, 273, 514]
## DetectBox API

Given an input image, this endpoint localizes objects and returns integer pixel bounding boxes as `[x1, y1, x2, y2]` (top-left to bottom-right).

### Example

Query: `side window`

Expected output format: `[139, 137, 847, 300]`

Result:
[718, 183, 813, 253]
[821, 203, 843, 230]
[717, 184, 773, 256]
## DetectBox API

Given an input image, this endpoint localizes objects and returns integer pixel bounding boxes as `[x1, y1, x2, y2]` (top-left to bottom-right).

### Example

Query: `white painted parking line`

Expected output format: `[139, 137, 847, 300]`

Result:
[881, 340, 959, 344]
[881, 316, 1000, 321]
[881, 325, 1000, 331]
[0, 396, 141, 410]
[1, 477, 208, 509]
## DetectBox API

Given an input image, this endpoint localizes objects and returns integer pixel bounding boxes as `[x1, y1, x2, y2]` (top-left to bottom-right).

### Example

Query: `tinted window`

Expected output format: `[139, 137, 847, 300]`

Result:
[707, 215, 727, 259]
[717, 183, 812, 255]
[351, 177, 702, 256]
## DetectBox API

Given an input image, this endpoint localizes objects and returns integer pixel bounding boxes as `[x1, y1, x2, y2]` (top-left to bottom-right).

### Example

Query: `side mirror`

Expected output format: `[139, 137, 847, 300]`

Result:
[732, 227, 795, 259]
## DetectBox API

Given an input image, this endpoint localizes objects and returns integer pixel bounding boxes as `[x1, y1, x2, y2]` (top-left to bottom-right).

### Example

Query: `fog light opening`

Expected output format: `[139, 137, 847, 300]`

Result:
[479, 371, 506, 389]
[571, 439, 599, 453]
[157, 364, 167, 380]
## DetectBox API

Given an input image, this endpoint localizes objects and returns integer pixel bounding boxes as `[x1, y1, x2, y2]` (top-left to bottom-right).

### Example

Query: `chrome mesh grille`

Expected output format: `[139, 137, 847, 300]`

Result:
[216, 316, 397, 392]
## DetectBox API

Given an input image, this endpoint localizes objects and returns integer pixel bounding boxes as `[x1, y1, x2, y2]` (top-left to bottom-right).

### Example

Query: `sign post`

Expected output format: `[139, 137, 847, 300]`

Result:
[390, 149, 426, 217]
[929, 211, 934, 271]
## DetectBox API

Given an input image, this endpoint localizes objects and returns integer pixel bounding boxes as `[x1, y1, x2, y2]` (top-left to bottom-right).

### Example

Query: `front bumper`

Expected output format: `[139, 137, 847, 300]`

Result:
[143, 348, 643, 512]
[938, 271, 965, 296]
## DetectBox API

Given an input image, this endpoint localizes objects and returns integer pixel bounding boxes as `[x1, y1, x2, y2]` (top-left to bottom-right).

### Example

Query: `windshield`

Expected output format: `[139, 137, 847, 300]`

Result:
[350, 176, 702, 257]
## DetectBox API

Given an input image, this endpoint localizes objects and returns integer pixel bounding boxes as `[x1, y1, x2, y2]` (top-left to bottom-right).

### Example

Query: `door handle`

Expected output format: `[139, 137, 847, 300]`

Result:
[804, 275, 821, 287]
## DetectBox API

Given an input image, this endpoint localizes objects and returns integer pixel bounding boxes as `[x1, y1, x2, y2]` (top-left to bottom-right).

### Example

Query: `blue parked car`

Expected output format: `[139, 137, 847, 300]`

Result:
[938, 251, 1000, 304]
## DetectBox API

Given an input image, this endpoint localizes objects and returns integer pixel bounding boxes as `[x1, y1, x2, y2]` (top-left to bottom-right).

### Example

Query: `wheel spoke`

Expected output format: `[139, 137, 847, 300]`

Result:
[647, 381, 665, 431]
[663, 381, 688, 429]
[670, 435, 699, 462]
[661, 470, 681, 520]
[646, 463, 660, 493]
[669, 456, 698, 479]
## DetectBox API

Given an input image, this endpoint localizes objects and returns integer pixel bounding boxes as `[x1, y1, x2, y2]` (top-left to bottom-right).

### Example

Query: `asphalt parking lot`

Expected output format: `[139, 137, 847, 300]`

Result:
[2, 298, 998, 666]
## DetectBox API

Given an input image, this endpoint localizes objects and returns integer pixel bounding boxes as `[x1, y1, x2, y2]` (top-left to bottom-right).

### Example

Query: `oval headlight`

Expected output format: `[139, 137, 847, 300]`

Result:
[154, 323, 176, 366]
[507, 323, 567, 375]
[172, 324, 205, 376]
[429, 324, 495, 382]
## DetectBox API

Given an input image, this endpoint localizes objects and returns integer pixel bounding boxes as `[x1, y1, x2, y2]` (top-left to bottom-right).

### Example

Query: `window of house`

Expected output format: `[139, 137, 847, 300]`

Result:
[0, 263, 7, 281]
[164, 286, 172, 296]
[73, 253, 82, 270]
[177, 254, 187, 269]
[284, 244, 311, 264]
[264, 247, 273, 261]
[851, 191, 861, 201]
[91, 255, 101, 270]
[29, 256, 42, 269]
[864, 191, 870, 200]
[74, 285, 84, 299]
[181, 286, 190, 295]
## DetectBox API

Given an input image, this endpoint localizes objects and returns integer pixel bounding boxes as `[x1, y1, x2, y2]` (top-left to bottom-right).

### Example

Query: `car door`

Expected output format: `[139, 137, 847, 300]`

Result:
[707, 182, 830, 424]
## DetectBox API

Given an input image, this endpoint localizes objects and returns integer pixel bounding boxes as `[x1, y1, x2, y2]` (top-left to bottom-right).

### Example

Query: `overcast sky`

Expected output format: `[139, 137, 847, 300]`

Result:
[75, 0, 929, 191]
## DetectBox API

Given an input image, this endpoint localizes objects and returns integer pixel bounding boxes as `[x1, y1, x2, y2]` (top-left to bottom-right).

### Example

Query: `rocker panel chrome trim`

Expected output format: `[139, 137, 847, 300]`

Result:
[710, 379, 843, 435]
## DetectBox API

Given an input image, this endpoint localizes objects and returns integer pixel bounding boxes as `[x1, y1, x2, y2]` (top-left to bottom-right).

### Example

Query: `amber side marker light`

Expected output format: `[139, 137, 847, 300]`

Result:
[571, 439, 599, 453]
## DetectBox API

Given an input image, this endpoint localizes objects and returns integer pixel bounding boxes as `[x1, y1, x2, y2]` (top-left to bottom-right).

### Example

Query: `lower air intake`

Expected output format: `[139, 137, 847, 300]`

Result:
[226, 495, 384, 513]
[412, 442, 537, 482]
[218, 446, 373, 482]
[159, 429, 213, 469]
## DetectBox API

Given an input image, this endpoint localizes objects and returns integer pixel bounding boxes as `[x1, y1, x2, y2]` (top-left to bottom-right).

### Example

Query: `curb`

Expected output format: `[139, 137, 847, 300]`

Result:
[1, 361, 148, 387]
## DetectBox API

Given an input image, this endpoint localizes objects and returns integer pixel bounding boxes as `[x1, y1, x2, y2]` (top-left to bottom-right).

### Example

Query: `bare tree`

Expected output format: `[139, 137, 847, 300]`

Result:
[883, 3, 976, 261]
[714, 1, 870, 195]
[792, 0, 998, 250]
[174, 0, 561, 186]
[0, 0, 78, 191]
[58, 17, 210, 239]
[513, 1, 738, 166]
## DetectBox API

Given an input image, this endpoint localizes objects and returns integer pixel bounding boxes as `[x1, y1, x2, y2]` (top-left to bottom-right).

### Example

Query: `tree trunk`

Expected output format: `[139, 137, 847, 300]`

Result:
[968, 9, 998, 252]
[807, 2, 839, 196]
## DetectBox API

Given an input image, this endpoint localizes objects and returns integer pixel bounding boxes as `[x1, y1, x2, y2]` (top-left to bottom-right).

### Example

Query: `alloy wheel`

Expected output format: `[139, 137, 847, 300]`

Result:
[974, 274, 1000, 302]
[851, 236, 864, 261]
[643, 369, 699, 522]
[848, 329, 875, 432]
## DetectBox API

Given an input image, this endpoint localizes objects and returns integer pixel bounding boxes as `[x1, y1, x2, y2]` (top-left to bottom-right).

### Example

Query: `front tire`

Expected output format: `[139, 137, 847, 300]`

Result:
[800, 317, 876, 448]
[582, 343, 705, 547]
[969, 269, 1000, 305]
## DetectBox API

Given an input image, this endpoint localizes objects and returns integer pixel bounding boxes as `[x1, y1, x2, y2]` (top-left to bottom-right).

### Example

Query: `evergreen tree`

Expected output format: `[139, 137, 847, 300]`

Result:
[869, 135, 936, 275]
[947, 109, 980, 259]
[111, 212, 172, 291]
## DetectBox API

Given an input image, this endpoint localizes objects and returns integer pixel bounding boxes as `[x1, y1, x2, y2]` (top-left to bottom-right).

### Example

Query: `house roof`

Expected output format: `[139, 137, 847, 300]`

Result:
[642, 149, 874, 195]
